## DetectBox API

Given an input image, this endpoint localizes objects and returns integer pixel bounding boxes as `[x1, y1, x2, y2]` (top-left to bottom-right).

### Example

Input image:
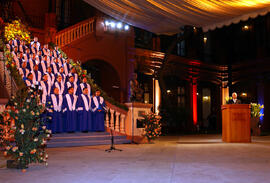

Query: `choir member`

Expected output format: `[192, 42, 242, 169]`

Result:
[49, 87, 63, 133]
[31, 43, 38, 54]
[31, 64, 42, 83]
[24, 48, 31, 60]
[40, 74, 52, 97]
[13, 38, 20, 47]
[37, 50, 43, 62]
[58, 67, 66, 83]
[69, 67, 78, 84]
[92, 90, 106, 132]
[48, 51, 54, 63]
[63, 58, 72, 75]
[8, 40, 13, 48]
[79, 77, 91, 95]
[19, 40, 27, 53]
[53, 75, 65, 95]
[25, 73, 34, 87]
[53, 45, 60, 58]
[12, 46, 19, 57]
[77, 87, 92, 132]
[52, 58, 61, 74]
[18, 61, 30, 79]
[40, 56, 47, 74]
[46, 67, 55, 84]
[42, 44, 49, 56]
[63, 87, 78, 132]
[30, 37, 40, 50]
[66, 75, 78, 95]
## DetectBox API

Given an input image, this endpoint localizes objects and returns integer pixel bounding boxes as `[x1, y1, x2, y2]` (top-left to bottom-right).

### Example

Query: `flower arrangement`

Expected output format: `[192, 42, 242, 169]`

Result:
[225, 96, 232, 104]
[250, 103, 264, 118]
[141, 112, 162, 141]
[4, 20, 30, 43]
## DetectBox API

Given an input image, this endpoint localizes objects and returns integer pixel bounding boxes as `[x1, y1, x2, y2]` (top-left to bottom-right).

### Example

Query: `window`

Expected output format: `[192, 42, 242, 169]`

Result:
[177, 86, 185, 107]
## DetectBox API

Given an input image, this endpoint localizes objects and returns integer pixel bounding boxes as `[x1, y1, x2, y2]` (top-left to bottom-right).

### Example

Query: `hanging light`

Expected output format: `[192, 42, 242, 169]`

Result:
[110, 22, 116, 28]
[105, 21, 110, 26]
[117, 22, 123, 29]
[124, 25, 129, 30]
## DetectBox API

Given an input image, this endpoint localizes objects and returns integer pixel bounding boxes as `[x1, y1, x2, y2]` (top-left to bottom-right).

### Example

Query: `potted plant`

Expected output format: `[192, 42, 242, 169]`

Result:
[250, 103, 264, 136]
[141, 112, 162, 143]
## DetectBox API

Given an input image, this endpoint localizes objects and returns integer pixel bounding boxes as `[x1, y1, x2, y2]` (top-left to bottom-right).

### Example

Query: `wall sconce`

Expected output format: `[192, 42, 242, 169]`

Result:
[242, 25, 250, 31]
[167, 90, 171, 94]
[203, 37, 207, 44]
[241, 93, 247, 97]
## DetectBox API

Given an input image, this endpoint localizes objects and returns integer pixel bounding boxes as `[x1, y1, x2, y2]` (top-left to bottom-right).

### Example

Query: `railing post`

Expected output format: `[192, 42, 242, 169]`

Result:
[115, 112, 120, 132]
[105, 110, 109, 128]
[67, 30, 70, 44]
[110, 109, 115, 129]
[120, 114, 126, 133]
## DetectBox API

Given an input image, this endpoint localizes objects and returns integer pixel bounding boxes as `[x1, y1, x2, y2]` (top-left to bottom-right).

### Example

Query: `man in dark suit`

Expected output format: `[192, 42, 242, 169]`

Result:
[228, 92, 241, 104]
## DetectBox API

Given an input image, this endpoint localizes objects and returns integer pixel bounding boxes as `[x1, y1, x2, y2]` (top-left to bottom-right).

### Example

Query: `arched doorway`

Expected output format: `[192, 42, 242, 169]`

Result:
[82, 59, 121, 102]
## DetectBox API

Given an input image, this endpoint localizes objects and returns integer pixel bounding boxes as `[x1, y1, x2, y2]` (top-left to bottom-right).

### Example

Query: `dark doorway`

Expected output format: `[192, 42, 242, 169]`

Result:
[82, 59, 121, 102]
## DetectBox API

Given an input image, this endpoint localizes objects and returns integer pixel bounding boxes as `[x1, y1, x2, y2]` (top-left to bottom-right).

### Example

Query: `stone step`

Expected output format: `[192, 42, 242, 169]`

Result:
[47, 139, 131, 148]
[47, 132, 131, 148]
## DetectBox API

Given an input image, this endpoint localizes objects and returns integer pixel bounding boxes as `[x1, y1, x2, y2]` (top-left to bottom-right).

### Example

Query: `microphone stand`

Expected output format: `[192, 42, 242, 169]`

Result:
[105, 129, 122, 152]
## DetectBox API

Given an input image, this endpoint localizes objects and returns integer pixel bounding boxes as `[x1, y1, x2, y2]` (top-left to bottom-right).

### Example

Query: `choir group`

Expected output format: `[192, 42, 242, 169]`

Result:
[7, 37, 106, 133]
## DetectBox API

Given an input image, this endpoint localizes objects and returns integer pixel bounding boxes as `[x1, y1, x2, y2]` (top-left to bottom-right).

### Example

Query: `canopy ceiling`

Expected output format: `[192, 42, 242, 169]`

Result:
[84, 0, 270, 34]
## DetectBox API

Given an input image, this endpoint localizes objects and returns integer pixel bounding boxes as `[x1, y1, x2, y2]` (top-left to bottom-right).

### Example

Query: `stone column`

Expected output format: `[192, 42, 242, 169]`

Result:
[105, 111, 109, 127]
[110, 109, 115, 129]
[115, 112, 120, 132]
[120, 115, 126, 133]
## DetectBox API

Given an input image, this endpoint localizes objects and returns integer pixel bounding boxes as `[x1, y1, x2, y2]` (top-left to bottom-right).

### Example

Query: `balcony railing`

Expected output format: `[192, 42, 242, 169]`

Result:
[55, 18, 95, 47]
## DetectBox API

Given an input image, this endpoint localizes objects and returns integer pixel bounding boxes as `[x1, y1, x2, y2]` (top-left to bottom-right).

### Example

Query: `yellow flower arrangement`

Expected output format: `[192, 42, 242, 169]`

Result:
[4, 20, 30, 43]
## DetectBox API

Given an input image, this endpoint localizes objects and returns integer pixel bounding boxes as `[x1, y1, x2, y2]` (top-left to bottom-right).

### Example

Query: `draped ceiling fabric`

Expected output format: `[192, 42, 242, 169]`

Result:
[84, 0, 270, 34]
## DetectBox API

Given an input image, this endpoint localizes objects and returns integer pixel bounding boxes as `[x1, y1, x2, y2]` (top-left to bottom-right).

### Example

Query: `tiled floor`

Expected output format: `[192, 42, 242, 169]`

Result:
[0, 135, 270, 183]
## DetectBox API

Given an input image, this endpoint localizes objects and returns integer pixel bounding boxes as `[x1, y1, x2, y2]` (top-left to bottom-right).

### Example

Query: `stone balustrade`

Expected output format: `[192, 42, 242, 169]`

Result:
[0, 52, 18, 98]
[55, 18, 95, 48]
[105, 102, 128, 134]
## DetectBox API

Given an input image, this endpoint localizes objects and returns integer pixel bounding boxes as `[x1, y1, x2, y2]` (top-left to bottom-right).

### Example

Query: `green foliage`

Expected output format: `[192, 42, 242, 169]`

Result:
[141, 112, 162, 141]
[251, 103, 264, 118]
[1, 89, 51, 169]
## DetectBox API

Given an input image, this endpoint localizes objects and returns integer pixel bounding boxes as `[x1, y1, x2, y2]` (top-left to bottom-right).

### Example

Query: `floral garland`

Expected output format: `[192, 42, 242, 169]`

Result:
[141, 112, 162, 141]
[0, 20, 51, 171]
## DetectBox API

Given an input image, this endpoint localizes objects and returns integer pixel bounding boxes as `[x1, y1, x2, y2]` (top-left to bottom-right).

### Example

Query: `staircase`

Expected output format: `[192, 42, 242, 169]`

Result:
[1, 19, 133, 147]
[47, 132, 131, 148]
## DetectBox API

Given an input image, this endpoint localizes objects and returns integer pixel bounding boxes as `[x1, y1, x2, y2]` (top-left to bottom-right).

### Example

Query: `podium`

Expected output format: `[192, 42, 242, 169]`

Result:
[221, 104, 251, 143]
